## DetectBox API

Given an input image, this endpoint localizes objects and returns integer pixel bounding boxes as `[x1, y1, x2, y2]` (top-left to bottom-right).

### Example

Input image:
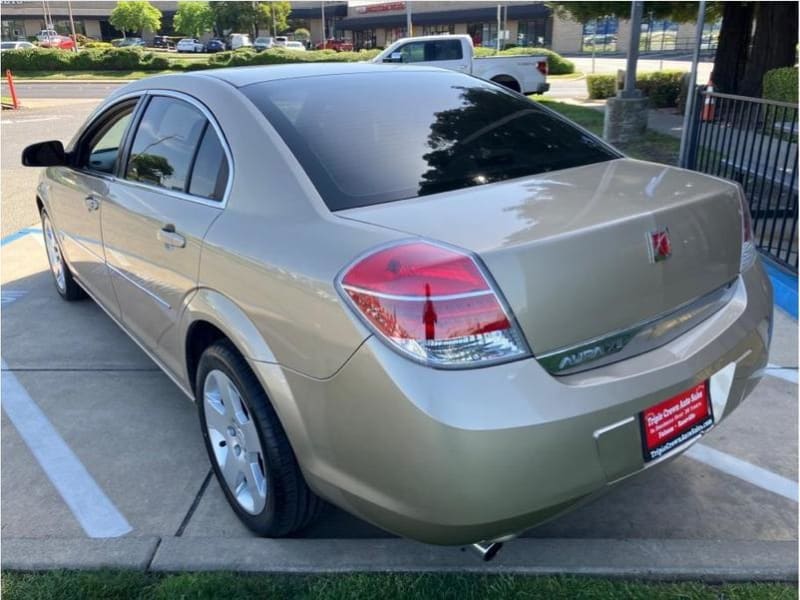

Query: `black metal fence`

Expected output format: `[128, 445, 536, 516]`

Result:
[686, 89, 798, 271]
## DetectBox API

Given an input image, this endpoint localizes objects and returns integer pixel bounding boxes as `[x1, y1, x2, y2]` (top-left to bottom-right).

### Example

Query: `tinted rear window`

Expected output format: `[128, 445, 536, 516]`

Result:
[242, 71, 617, 210]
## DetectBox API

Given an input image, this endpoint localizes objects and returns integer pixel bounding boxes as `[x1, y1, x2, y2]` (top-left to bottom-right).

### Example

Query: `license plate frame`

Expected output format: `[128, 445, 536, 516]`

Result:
[639, 382, 714, 463]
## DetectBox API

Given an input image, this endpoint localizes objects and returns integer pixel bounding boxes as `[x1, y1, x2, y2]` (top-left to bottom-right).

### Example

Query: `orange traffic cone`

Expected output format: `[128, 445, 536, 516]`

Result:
[701, 80, 716, 122]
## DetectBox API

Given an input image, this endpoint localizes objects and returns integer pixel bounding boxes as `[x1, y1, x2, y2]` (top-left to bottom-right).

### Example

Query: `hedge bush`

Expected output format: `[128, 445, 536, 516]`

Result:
[2, 47, 170, 71]
[473, 46, 574, 75]
[194, 47, 381, 70]
[586, 70, 684, 107]
[763, 67, 798, 104]
[637, 71, 684, 107]
[83, 41, 113, 49]
[586, 74, 616, 99]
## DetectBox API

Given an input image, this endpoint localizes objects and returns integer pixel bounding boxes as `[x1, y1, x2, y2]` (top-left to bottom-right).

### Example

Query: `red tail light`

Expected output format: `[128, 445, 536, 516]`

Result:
[537, 60, 548, 76]
[338, 241, 529, 367]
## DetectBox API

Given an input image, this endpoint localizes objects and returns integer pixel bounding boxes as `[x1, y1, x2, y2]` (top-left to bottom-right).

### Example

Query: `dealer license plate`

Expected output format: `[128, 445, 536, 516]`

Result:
[640, 382, 714, 462]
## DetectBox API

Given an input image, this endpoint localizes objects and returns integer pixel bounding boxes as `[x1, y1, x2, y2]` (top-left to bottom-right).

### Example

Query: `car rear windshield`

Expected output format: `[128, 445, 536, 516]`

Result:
[242, 71, 618, 211]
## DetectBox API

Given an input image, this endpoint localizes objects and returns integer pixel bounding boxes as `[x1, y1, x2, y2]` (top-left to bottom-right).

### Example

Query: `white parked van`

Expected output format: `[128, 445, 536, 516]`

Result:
[228, 33, 252, 50]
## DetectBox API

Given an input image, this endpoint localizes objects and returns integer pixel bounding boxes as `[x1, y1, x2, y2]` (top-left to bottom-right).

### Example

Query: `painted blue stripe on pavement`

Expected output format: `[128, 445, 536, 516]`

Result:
[762, 257, 798, 319]
[0, 227, 38, 247]
[686, 443, 798, 503]
[1, 361, 132, 538]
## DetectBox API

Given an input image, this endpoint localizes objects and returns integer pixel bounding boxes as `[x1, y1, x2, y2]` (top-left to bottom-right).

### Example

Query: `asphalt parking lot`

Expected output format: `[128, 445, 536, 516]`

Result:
[1, 98, 798, 579]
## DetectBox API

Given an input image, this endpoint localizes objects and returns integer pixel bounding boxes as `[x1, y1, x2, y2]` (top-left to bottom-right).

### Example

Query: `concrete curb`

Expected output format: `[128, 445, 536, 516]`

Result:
[2, 536, 796, 581]
[2, 536, 160, 571]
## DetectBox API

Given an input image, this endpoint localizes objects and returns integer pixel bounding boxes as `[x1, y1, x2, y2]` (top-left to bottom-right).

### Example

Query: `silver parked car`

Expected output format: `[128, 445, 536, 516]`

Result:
[22, 64, 772, 548]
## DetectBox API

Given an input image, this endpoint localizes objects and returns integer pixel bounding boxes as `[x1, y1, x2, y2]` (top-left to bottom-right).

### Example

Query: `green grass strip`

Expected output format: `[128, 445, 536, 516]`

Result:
[2, 571, 797, 600]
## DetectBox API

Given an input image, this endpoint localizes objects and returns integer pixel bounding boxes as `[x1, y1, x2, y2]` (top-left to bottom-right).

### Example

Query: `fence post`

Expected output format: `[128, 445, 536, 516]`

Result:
[5, 70, 19, 110]
[684, 86, 704, 169]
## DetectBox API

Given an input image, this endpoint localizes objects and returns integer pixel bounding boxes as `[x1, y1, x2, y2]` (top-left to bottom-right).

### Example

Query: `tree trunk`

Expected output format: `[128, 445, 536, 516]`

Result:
[711, 2, 753, 94]
[740, 1, 799, 97]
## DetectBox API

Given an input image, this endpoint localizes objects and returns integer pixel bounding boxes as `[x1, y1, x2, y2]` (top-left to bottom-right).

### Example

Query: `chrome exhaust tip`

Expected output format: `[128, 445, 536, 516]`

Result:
[471, 541, 504, 562]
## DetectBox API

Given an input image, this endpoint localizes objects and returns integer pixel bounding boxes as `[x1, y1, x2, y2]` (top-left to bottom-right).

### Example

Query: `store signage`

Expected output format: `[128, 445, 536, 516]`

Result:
[356, 2, 406, 14]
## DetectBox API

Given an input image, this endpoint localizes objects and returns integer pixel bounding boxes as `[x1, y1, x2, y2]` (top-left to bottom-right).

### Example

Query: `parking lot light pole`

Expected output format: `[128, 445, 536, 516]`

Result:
[67, 0, 77, 51]
[621, 0, 643, 99]
[678, 0, 707, 168]
[321, 1, 326, 45]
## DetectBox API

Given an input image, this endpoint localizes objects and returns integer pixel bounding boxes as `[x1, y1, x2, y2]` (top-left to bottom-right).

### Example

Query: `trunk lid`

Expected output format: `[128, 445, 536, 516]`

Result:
[338, 159, 742, 362]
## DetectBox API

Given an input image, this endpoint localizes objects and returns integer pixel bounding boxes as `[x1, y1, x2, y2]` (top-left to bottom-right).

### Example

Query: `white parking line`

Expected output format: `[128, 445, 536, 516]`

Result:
[0, 116, 60, 125]
[1, 361, 132, 537]
[765, 363, 799, 384]
[1, 290, 28, 305]
[686, 444, 798, 503]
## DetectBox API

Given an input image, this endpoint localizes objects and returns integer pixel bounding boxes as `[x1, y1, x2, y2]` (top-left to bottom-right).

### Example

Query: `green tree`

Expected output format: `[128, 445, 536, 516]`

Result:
[550, 1, 797, 96]
[548, 2, 716, 23]
[210, 1, 291, 38]
[109, 0, 162, 37]
[293, 27, 311, 42]
[257, 1, 291, 36]
[174, 1, 214, 38]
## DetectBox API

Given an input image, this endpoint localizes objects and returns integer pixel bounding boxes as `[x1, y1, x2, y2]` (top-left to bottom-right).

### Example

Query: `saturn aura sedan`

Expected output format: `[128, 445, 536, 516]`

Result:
[22, 63, 772, 547]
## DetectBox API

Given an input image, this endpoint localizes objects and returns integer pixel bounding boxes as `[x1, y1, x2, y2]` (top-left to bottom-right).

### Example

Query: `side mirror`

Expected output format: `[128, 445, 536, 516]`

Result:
[22, 140, 66, 167]
[384, 51, 403, 63]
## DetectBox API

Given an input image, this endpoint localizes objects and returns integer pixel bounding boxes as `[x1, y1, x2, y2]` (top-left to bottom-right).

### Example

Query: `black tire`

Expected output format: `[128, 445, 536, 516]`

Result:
[40, 210, 86, 301]
[196, 340, 323, 536]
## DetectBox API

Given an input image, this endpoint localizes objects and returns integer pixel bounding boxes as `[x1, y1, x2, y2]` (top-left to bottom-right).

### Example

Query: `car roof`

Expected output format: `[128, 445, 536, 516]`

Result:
[195, 62, 446, 88]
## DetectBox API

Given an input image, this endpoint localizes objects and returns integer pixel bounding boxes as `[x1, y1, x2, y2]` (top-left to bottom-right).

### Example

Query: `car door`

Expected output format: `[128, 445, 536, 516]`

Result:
[396, 39, 467, 72]
[101, 92, 230, 376]
[46, 97, 141, 319]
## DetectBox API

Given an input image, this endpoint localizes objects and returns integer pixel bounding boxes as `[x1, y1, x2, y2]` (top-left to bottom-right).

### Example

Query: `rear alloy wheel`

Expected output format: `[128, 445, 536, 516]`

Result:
[196, 340, 323, 536]
[41, 210, 85, 301]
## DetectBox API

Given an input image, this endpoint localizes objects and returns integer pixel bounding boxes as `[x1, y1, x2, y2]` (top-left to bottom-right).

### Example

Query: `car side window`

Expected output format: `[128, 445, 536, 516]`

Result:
[84, 107, 135, 174]
[432, 40, 463, 60]
[125, 96, 207, 192]
[400, 40, 463, 63]
[188, 124, 229, 201]
[399, 42, 425, 63]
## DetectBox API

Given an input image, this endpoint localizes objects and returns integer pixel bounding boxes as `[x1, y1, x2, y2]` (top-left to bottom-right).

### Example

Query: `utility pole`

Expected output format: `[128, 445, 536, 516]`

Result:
[321, 1, 326, 45]
[405, 1, 412, 37]
[621, 0, 644, 98]
[679, 0, 707, 168]
[496, 4, 501, 53]
[603, 0, 648, 144]
[67, 0, 77, 50]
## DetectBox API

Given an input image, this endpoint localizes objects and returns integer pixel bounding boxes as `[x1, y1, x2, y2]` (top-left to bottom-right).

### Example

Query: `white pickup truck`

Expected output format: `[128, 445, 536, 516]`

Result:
[372, 34, 549, 94]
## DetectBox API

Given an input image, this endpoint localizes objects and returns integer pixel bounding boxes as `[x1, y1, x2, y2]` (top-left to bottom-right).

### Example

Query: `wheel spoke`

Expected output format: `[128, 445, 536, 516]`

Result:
[221, 448, 242, 493]
[246, 452, 267, 512]
[203, 392, 229, 435]
[226, 381, 249, 426]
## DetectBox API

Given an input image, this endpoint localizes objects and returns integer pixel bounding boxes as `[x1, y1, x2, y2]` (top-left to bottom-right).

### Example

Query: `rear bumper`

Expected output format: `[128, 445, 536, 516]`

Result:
[257, 260, 773, 545]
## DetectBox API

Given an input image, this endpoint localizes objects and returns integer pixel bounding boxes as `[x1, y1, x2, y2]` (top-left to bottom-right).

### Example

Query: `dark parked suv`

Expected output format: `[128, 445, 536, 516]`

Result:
[205, 39, 226, 53]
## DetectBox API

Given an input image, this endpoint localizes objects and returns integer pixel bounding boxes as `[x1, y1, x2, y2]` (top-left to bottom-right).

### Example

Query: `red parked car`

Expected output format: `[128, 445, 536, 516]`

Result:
[315, 38, 353, 52]
[39, 35, 76, 50]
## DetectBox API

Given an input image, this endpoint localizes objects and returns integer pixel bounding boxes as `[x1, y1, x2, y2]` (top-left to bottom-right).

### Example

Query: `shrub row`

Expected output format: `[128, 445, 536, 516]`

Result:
[762, 67, 798, 104]
[2, 47, 169, 71]
[473, 46, 575, 75]
[586, 70, 684, 107]
[3, 45, 575, 77]
[197, 47, 382, 69]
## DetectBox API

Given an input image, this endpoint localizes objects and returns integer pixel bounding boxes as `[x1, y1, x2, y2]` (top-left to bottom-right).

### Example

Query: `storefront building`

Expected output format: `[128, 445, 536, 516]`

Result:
[1, 0, 709, 53]
[339, 1, 560, 50]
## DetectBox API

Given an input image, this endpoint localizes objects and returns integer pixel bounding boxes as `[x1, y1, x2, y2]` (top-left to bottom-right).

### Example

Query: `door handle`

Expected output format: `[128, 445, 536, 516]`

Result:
[157, 224, 186, 249]
[84, 195, 100, 212]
